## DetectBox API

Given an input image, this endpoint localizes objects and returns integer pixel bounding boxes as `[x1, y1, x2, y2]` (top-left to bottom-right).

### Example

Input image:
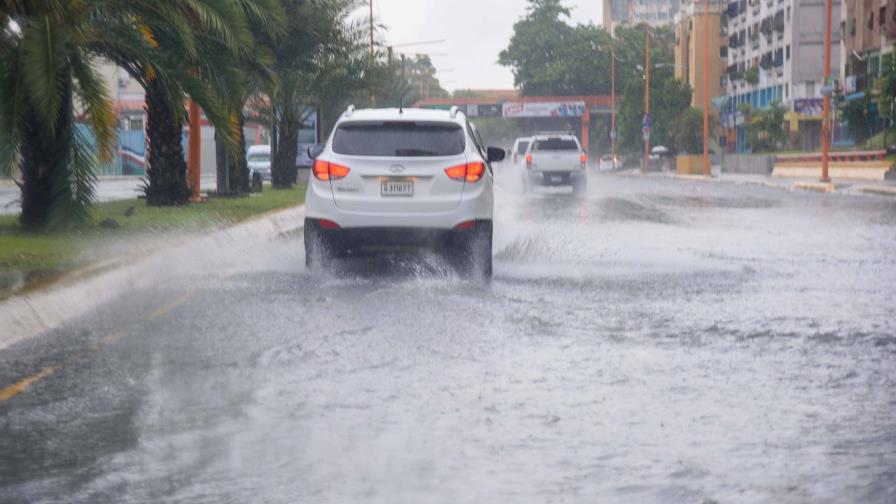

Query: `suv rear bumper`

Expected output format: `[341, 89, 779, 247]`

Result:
[526, 170, 585, 186]
[305, 178, 493, 230]
[305, 218, 490, 253]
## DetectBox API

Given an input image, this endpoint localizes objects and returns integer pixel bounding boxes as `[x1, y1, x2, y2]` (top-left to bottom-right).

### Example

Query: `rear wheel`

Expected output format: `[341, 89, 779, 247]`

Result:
[454, 221, 492, 280]
[573, 175, 587, 198]
[304, 219, 334, 271]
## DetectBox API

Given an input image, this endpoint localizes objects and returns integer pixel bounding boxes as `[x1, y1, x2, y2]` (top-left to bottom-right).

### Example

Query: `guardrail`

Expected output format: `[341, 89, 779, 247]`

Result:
[776, 151, 888, 163]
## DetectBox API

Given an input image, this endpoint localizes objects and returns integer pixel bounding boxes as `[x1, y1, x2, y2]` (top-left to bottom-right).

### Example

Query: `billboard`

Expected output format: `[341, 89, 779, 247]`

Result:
[502, 101, 586, 118]
[794, 99, 823, 116]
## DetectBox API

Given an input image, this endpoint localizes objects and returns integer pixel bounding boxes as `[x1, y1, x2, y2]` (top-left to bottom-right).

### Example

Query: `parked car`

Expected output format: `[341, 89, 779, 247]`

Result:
[520, 132, 587, 196]
[304, 106, 505, 278]
[598, 155, 620, 171]
[510, 136, 532, 166]
[246, 145, 272, 181]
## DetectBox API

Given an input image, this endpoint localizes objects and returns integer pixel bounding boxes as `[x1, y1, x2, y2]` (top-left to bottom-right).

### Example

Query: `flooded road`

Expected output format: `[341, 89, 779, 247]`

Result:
[1, 169, 895, 503]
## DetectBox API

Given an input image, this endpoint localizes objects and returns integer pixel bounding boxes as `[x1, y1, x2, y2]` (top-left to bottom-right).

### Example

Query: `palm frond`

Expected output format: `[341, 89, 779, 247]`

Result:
[71, 51, 116, 164]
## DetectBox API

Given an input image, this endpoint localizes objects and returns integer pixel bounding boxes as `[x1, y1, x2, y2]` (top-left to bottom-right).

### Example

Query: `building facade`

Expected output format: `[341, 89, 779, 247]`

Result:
[605, 0, 680, 28]
[841, 0, 895, 94]
[675, 0, 729, 111]
[723, 0, 842, 152]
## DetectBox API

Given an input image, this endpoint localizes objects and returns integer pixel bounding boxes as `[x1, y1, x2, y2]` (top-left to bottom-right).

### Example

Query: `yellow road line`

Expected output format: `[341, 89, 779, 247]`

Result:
[0, 366, 58, 402]
[1, 289, 199, 404]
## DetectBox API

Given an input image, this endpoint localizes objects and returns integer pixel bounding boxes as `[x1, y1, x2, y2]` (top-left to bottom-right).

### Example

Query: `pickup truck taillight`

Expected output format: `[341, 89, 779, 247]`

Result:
[525, 153, 533, 169]
[580, 153, 587, 169]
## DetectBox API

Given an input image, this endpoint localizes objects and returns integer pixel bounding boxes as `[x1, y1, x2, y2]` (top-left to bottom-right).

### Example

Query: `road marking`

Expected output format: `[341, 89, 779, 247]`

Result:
[0, 289, 198, 403]
[0, 366, 58, 402]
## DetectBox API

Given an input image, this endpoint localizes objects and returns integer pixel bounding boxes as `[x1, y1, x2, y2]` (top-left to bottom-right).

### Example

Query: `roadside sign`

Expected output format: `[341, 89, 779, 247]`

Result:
[642, 114, 652, 129]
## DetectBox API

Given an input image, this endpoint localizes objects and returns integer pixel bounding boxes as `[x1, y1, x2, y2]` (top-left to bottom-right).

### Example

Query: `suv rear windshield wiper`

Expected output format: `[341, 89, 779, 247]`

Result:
[395, 148, 439, 157]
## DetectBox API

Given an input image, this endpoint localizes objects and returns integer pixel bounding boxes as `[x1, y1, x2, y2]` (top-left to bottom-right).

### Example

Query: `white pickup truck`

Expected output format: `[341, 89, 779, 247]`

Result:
[521, 133, 587, 196]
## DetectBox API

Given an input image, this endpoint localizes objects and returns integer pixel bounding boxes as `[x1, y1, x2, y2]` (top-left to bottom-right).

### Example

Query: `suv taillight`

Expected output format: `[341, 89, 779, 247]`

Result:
[525, 153, 533, 169]
[580, 153, 587, 169]
[445, 162, 486, 183]
[312, 159, 351, 181]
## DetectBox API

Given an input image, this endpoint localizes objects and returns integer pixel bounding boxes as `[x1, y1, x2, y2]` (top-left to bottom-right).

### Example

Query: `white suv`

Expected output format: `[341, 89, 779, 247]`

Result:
[304, 106, 505, 278]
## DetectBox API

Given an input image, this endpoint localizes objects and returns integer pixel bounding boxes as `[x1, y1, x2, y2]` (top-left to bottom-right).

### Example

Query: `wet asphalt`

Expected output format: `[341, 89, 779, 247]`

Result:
[1, 167, 895, 503]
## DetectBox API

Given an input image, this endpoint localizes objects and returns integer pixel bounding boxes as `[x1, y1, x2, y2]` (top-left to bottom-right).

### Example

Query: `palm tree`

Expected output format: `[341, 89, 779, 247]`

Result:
[1, 1, 117, 228]
[267, 0, 373, 189]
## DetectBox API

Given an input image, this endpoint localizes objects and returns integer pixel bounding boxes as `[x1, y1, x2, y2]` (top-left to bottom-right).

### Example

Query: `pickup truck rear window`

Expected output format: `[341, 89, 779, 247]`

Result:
[533, 138, 579, 151]
[333, 122, 465, 157]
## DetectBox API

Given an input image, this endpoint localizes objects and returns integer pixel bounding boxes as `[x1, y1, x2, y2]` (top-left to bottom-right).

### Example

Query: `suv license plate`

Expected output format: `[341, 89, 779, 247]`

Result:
[381, 180, 414, 197]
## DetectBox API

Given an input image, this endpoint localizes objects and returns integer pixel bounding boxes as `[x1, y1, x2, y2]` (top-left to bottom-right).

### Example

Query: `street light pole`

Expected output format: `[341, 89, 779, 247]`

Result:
[820, 0, 832, 183]
[369, 0, 376, 108]
[703, 0, 711, 177]
[643, 26, 650, 174]
[611, 43, 617, 164]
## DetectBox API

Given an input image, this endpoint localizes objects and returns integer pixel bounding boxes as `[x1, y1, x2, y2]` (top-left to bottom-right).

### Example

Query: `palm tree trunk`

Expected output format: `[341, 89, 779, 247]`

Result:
[273, 115, 298, 189]
[232, 115, 249, 193]
[20, 72, 73, 229]
[145, 78, 190, 206]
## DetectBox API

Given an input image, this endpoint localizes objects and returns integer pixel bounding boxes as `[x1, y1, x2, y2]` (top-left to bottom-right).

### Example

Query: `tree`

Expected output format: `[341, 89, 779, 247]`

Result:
[739, 102, 786, 152]
[1, 1, 119, 228]
[267, 0, 372, 189]
[670, 108, 720, 154]
[618, 64, 692, 156]
[498, 0, 615, 96]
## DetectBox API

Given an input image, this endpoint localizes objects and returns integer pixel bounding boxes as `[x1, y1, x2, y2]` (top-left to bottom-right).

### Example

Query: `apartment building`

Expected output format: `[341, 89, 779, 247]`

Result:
[841, 0, 895, 94]
[604, 0, 680, 28]
[675, 0, 729, 110]
[724, 0, 842, 151]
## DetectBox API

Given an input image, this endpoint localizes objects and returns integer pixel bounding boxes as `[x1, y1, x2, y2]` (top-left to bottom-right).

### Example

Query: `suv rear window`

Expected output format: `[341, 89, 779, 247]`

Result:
[516, 141, 530, 155]
[332, 122, 465, 157]
[533, 138, 579, 151]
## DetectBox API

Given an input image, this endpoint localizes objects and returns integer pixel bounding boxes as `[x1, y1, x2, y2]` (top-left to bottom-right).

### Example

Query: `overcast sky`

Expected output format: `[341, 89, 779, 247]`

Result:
[365, 0, 603, 91]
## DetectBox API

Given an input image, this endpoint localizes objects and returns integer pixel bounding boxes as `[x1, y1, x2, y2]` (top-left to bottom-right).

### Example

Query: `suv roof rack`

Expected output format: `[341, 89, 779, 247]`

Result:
[344, 104, 355, 118]
[535, 131, 575, 137]
[449, 105, 460, 119]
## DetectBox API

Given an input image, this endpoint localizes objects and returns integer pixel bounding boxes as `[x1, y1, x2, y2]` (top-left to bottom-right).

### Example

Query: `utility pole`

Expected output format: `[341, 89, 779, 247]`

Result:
[820, 0, 832, 183]
[611, 37, 617, 164]
[643, 26, 650, 174]
[188, 100, 201, 203]
[369, 0, 376, 108]
[703, 0, 711, 177]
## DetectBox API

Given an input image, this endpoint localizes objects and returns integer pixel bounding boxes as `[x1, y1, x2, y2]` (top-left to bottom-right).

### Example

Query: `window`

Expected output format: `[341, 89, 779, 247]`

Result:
[869, 12, 875, 30]
[720, 47, 729, 58]
[516, 141, 530, 155]
[332, 122, 465, 157]
[786, 6, 791, 20]
[785, 83, 789, 98]
[806, 82, 816, 96]
[786, 45, 790, 59]
[532, 138, 580, 151]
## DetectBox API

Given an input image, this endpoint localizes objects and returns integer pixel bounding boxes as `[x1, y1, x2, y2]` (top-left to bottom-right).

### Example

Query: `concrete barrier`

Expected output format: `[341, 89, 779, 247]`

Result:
[721, 155, 775, 175]
[773, 160, 893, 181]
[676, 155, 706, 175]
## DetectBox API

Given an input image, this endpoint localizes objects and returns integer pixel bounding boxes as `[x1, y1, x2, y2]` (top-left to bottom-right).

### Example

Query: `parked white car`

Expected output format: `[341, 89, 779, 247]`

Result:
[598, 155, 620, 171]
[521, 133, 587, 196]
[510, 136, 532, 166]
[247, 145, 272, 181]
[304, 106, 505, 278]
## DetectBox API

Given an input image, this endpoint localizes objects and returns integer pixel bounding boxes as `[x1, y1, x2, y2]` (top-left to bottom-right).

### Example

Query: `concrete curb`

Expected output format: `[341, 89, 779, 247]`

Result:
[851, 185, 896, 197]
[0, 205, 306, 352]
[791, 181, 836, 193]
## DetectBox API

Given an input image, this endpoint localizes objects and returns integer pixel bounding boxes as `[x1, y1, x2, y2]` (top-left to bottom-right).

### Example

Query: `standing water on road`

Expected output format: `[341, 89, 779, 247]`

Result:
[1, 172, 894, 503]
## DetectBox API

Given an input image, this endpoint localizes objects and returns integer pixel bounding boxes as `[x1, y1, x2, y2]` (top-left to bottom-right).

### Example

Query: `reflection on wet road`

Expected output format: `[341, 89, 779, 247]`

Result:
[1, 169, 895, 503]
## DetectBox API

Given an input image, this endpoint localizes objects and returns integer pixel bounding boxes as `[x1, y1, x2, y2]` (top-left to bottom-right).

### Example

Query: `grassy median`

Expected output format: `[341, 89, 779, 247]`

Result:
[0, 184, 306, 298]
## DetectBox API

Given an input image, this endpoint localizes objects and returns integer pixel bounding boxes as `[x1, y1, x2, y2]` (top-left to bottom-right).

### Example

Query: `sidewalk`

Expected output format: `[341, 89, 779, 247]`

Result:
[715, 172, 896, 197]
[612, 168, 896, 197]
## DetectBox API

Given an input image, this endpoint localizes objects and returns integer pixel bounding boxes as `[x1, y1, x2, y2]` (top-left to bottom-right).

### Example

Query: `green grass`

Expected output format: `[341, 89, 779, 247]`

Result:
[0, 184, 306, 297]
